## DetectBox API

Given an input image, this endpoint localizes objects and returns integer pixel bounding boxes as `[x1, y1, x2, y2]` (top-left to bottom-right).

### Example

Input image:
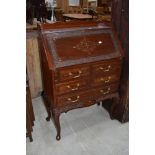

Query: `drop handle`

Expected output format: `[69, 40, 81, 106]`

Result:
[69, 70, 82, 78]
[99, 65, 111, 72]
[100, 88, 111, 95]
[67, 83, 80, 91]
[67, 96, 80, 103]
[100, 76, 111, 83]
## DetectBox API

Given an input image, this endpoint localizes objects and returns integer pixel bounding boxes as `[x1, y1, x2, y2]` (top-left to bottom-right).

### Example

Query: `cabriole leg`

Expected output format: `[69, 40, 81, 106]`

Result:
[53, 111, 61, 140]
[46, 107, 51, 121]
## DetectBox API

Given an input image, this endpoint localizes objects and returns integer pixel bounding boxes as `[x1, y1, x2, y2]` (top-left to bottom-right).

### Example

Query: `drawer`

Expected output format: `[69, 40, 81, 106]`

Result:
[91, 74, 120, 87]
[92, 60, 121, 75]
[55, 79, 88, 95]
[92, 84, 119, 99]
[58, 66, 90, 81]
[56, 91, 91, 107]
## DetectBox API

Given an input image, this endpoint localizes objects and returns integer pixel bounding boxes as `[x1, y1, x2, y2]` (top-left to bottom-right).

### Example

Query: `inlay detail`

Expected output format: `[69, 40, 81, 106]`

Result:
[73, 37, 101, 53]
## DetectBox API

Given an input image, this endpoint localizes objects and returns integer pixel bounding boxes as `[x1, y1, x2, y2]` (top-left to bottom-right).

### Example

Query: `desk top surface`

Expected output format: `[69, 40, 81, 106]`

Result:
[41, 25, 122, 69]
[63, 14, 93, 19]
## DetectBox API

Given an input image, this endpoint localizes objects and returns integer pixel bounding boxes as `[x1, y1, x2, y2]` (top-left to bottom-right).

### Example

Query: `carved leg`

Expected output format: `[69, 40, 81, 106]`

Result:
[29, 133, 33, 142]
[27, 132, 33, 142]
[42, 91, 51, 122]
[110, 97, 119, 120]
[46, 107, 51, 121]
[53, 110, 61, 141]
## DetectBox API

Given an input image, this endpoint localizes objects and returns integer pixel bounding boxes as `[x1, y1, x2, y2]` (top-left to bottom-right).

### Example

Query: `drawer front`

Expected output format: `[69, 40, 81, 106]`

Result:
[91, 74, 120, 87]
[55, 79, 88, 95]
[92, 84, 119, 99]
[57, 91, 91, 107]
[92, 60, 121, 75]
[58, 66, 90, 81]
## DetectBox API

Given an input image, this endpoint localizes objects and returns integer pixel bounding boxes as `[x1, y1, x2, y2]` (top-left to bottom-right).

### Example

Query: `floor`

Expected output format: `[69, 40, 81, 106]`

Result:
[26, 97, 129, 155]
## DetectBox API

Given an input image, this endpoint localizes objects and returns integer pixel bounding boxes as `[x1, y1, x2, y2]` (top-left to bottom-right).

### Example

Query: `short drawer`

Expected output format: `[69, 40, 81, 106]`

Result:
[56, 91, 91, 107]
[91, 74, 120, 87]
[92, 84, 119, 99]
[58, 66, 90, 81]
[55, 79, 88, 95]
[92, 60, 121, 75]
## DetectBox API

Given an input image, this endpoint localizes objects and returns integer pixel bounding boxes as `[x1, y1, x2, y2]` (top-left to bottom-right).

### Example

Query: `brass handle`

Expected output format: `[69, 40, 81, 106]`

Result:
[69, 70, 82, 78]
[100, 76, 111, 83]
[67, 96, 80, 103]
[100, 88, 111, 95]
[67, 83, 80, 91]
[99, 65, 111, 72]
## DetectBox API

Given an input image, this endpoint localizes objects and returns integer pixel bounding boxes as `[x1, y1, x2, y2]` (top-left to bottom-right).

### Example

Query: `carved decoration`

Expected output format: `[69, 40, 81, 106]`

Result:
[53, 102, 84, 114]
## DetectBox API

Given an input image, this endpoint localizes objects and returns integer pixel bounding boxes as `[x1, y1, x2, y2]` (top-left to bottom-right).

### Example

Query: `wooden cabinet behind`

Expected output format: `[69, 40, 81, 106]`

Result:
[111, 0, 129, 122]
[26, 31, 43, 98]
[26, 75, 35, 142]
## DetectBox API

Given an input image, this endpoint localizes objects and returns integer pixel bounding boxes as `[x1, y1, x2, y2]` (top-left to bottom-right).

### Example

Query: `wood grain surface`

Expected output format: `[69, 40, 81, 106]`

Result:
[26, 31, 43, 98]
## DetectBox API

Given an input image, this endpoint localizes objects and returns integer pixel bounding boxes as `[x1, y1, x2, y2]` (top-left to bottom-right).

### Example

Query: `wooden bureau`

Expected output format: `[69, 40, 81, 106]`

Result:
[38, 21, 124, 140]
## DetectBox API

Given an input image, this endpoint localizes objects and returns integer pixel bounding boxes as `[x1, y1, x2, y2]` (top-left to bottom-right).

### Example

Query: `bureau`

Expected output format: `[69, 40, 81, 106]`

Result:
[38, 21, 124, 140]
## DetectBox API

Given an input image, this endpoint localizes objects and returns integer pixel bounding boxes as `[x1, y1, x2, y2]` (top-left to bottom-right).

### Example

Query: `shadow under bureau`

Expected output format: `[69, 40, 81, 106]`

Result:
[38, 21, 124, 140]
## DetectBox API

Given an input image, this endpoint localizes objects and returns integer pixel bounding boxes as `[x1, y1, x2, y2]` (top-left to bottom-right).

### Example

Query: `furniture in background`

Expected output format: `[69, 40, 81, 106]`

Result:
[63, 13, 96, 21]
[88, 9, 97, 18]
[54, 8, 64, 22]
[26, 30, 43, 98]
[26, 0, 35, 25]
[97, 14, 111, 22]
[26, 0, 47, 24]
[68, 6, 83, 14]
[96, 7, 104, 15]
[38, 21, 124, 140]
[106, 0, 129, 123]
[39, 2, 48, 23]
[26, 73, 35, 142]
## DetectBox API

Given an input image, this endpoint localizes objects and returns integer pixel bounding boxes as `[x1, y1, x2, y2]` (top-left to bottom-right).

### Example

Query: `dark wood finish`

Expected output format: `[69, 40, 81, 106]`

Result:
[38, 21, 124, 140]
[26, 74, 35, 142]
[109, 0, 129, 122]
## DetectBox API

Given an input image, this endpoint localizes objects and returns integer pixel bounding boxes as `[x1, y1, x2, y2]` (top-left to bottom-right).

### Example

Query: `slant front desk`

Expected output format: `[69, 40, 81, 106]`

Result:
[38, 22, 124, 140]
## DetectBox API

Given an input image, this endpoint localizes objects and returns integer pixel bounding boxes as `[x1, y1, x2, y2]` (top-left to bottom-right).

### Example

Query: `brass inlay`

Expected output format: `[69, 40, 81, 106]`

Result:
[100, 88, 111, 95]
[68, 96, 80, 103]
[68, 70, 82, 78]
[100, 76, 111, 83]
[73, 37, 101, 54]
[99, 65, 111, 72]
[67, 83, 80, 91]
